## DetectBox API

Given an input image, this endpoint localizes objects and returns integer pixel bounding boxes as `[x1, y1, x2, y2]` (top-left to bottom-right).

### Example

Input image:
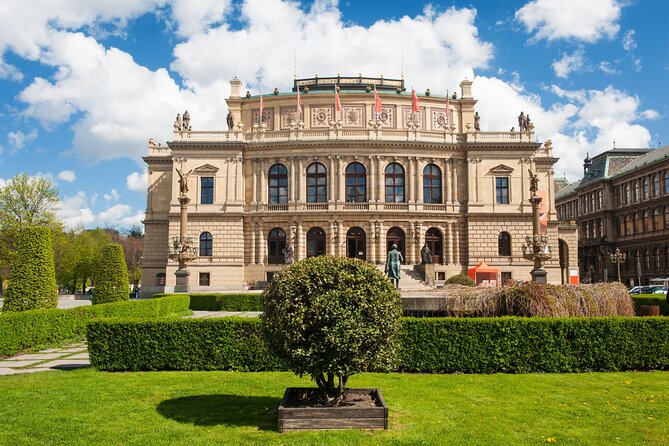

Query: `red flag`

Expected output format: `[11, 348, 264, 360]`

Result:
[297, 86, 303, 116]
[373, 85, 382, 113]
[445, 89, 450, 123]
[335, 85, 342, 112]
[411, 87, 419, 113]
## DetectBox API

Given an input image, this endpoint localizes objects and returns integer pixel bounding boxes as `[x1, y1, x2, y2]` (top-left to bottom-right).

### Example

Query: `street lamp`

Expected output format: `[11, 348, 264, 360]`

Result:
[522, 170, 552, 283]
[609, 247, 626, 282]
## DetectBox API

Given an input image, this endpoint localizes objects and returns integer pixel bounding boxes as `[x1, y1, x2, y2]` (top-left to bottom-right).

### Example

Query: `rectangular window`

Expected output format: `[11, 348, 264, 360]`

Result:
[495, 177, 509, 204]
[201, 177, 214, 204]
[199, 272, 210, 287]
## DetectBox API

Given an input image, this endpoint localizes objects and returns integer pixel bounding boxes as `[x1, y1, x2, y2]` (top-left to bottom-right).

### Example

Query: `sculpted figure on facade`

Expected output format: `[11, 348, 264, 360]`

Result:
[518, 112, 526, 131]
[182, 110, 191, 131]
[173, 113, 182, 131]
[474, 112, 481, 131]
[176, 166, 193, 195]
[226, 111, 234, 131]
[528, 169, 539, 195]
[421, 243, 433, 264]
[282, 244, 294, 264]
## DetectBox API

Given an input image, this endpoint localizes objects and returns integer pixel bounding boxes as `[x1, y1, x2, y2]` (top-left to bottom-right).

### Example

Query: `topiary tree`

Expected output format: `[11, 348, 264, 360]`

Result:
[93, 244, 129, 304]
[445, 273, 476, 287]
[262, 256, 403, 403]
[3, 226, 58, 311]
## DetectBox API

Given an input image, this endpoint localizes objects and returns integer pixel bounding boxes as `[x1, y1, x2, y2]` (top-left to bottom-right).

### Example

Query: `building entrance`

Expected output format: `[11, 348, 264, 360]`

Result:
[346, 227, 366, 260]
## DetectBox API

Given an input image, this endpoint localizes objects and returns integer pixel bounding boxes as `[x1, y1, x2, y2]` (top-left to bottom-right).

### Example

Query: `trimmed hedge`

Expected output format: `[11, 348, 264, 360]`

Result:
[631, 294, 669, 316]
[445, 274, 476, 286]
[87, 316, 669, 373]
[93, 244, 129, 304]
[3, 226, 58, 312]
[190, 294, 262, 311]
[0, 295, 189, 357]
[87, 318, 283, 372]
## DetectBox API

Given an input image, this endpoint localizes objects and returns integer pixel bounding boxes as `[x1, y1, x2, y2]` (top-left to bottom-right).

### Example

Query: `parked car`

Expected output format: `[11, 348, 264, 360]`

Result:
[629, 285, 665, 295]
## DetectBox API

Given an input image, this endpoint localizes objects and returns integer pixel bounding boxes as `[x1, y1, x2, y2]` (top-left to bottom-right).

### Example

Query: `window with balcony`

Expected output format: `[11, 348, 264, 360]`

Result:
[268, 164, 288, 204]
[200, 176, 214, 204]
[306, 162, 327, 203]
[385, 163, 405, 203]
[495, 177, 509, 204]
[345, 162, 367, 202]
[423, 164, 442, 204]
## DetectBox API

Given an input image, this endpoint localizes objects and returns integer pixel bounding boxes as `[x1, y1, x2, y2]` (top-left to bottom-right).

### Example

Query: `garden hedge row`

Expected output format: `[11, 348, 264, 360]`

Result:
[0, 295, 189, 357]
[152, 293, 262, 311]
[631, 294, 669, 316]
[87, 316, 669, 373]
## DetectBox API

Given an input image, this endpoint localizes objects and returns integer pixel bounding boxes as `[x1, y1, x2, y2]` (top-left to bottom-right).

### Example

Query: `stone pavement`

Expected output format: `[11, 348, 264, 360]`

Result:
[188, 311, 261, 319]
[0, 342, 90, 376]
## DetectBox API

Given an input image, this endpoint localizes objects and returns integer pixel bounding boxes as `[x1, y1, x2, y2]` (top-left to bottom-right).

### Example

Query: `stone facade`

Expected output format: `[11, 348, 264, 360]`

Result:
[142, 76, 576, 295]
[556, 146, 669, 285]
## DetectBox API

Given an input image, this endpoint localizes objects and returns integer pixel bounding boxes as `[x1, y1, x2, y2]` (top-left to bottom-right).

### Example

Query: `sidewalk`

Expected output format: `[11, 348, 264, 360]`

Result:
[0, 342, 90, 376]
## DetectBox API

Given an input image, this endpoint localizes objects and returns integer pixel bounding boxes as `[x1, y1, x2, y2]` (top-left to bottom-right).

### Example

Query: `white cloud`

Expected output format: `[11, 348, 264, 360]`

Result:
[515, 0, 622, 43]
[97, 203, 144, 227]
[58, 191, 96, 230]
[0, 60, 23, 81]
[622, 30, 636, 51]
[7, 129, 38, 152]
[551, 47, 586, 78]
[0, 178, 6, 188]
[104, 188, 121, 202]
[57, 170, 76, 183]
[126, 170, 148, 192]
[58, 190, 144, 229]
[598, 61, 619, 75]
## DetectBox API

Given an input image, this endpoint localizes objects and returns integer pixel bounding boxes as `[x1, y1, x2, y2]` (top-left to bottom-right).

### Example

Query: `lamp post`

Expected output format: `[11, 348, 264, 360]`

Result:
[169, 158, 197, 292]
[522, 169, 552, 283]
[609, 247, 626, 282]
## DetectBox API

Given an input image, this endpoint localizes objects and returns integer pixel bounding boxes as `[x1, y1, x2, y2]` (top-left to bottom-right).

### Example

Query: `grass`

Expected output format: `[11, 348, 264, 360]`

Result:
[0, 370, 667, 445]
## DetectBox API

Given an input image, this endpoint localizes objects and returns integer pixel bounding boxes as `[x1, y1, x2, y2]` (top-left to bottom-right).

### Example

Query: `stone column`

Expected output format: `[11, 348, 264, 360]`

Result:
[329, 221, 337, 256]
[259, 159, 266, 205]
[369, 221, 377, 264]
[475, 158, 481, 203]
[378, 158, 385, 203]
[258, 219, 266, 265]
[296, 220, 303, 261]
[289, 157, 296, 203]
[443, 158, 450, 205]
[337, 221, 344, 257]
[250, 221, 256, 264]
[251, 159, 258, 204]
[416, 158, 424, 204]
[226, 158, 234, 203]
[451, 159, 458, 203]
[453, 223, 460, 265]
[235, 157, 243, 202]
[406, 157, 414, 204]
[415, 221, 423, 263]
[297, 157, 305, 203]
[406, 222, 415, 264]
[337, 156, 344, 203]
[328, 156, 335, 203]
[377, 221, 385, 264]
[368, 156, 375, 202]
[446, 222, 453, 264]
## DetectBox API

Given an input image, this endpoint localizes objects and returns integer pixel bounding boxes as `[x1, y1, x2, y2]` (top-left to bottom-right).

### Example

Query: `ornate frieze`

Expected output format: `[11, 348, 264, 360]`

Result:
[342, 105, 365, 127]
[252, 109, 274, 130]
[374, 106, 395, 128]
[280, 108, 300, 129]
[431, 108, 449, 130]
[402, 107, 424, 128]
[310, 106, 334, 128]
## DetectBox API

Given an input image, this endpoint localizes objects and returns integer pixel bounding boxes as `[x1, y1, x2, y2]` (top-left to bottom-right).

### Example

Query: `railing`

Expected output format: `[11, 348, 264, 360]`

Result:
[423, 204, 446, 211]
[343, 203, 369, 210]
[384, 203, 409, 211]
[267, 204, 288, 211]
[305, 203, 328, 210]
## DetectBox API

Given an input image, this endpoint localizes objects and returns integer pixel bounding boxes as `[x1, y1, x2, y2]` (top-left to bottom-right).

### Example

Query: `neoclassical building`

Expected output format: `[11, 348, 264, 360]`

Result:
[556, 145, 669, 285]
[141, 75, 577, 295]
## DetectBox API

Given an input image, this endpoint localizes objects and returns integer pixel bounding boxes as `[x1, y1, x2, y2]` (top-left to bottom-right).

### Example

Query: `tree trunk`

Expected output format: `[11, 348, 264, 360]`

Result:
[72, 273, 77, 295]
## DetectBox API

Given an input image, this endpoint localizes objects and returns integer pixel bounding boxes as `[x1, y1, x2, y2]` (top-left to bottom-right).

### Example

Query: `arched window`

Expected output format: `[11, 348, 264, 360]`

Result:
[654, 209, 662, 231]
[306, 162, 327, 203]
[634, 213, 642, 233]
[268, 164, 288, 204]
[498, 232, 511, 256]
[345, 162, 367, 202]
[199, 232, 213, 256]
[644, 211, 652, 232]
[385, 162, 405, 203]
[423, 164, 442, 204]
[624, 184, 630, 205]
[642, 179, 649, 200]
[633, 181, 640, 202]
[653, 175, 660, 197]
[306, 227, 326, 258]
[425, 227, 443, 263]
[267, 228, 287, 264]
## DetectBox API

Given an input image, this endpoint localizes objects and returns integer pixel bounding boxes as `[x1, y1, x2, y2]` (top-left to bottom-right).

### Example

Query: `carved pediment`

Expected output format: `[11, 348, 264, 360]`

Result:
[489, 164, 514, 175]
[193, 164, 219, 174]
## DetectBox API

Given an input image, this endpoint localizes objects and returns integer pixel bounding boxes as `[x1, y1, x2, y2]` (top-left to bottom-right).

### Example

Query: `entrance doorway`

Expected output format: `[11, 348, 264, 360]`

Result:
[386, 227, 405, 262]
[346, 227, 366, 260]
[306, 227, 326, 258]
[425, 227, 443, 264]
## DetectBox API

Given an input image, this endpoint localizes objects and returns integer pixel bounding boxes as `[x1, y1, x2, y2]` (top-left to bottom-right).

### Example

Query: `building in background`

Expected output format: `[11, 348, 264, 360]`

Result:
[556, 145, 669, 285]
[141, 75, 576, 295]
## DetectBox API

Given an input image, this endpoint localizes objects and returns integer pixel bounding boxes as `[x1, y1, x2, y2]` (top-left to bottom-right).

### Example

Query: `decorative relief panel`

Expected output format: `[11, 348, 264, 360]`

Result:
[342, 105, 365, 128]
[402, 107, 425, 128]
[252, 109, 274, 130]
[310, 106, 334, 128]
[374, 106, 395, 128]
[280, 108, 300, 129]
[431, 108, 450, 130]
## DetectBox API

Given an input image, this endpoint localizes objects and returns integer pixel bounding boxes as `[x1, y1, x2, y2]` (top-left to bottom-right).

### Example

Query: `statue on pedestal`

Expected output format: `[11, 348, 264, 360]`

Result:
[420, 243, 433, 265]
[474, 112, 480, 131]
[528, 169, 539, 195]
[176, 166, 193, 195]
[182, 110, 191, 131]
[226, 111, 234, 131]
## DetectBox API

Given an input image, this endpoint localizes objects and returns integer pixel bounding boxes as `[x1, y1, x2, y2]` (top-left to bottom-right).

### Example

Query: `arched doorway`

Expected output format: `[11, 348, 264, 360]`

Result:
[346, 227, 366, 260]
[559, 239, 568, 284]
[306, 227, 326, 258]
[386, 227, 405, 262]
[425, 227, 443, 264]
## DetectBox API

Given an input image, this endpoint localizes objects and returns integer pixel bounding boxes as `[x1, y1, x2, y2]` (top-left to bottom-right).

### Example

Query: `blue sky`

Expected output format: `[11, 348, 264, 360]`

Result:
[0, 0, 667, 230]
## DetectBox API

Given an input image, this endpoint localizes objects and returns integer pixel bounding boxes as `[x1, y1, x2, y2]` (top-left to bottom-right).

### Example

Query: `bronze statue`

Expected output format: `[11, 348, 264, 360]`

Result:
[474, 112, 480, 131]
[528, 169, 539, 194]
[385, 244, 404, 289]
[226, 111, 234, 131]
[176, 166, 193, 195]
[420, 243, 433, 264]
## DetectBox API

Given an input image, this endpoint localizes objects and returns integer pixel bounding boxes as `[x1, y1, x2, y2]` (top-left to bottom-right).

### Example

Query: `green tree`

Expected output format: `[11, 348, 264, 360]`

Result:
[93, 244, 129, 304]
[3, 226, 58, 311]
[261, 256, 403, 403]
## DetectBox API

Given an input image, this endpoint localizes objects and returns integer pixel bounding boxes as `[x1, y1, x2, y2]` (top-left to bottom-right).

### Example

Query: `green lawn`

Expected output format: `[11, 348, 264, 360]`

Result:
[0, 369, 667, 445]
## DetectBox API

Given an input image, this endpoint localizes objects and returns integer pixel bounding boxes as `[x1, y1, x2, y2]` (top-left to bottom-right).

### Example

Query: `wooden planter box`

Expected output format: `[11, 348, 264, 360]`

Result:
[639, 305, 660, 316]
[278, 387, 388, 432]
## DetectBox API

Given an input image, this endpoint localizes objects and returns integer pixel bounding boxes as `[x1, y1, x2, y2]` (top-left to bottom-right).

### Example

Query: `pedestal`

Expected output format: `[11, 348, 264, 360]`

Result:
[174, 268, 191, 293]
[531, 268, 547, 284]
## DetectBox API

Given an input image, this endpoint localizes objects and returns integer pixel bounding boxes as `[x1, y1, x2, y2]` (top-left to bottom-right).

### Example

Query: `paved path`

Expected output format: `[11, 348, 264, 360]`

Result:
[0, 342, 90, 376]
[188, 311, 261, 319]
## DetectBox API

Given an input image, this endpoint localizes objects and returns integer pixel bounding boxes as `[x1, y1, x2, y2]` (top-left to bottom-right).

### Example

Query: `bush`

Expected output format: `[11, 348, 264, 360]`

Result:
[3, 226, 58, 312]
[261, 256, 403, 400]
[93, 244, 129, 304]
[87, 315, 669, 374]
[0, 295, 189, 357]
[189, 294, 262, 311]
[87, 318, 283, 372]
[434, 282, 635, 317]
[631, 295, 669, 316]
[445, 274, 476, 286]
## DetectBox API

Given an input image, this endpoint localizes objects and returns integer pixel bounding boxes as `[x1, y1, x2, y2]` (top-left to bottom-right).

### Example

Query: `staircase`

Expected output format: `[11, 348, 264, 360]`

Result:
[378, 265, 433, 291]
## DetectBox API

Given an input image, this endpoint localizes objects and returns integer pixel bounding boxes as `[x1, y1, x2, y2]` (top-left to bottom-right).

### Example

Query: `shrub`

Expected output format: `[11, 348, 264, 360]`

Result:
[0, 295, 189, 357]
[93, 244, 129, 304]
[631, 295, 669, 316]
[86, 315, 669, 374]
[87, 318, 283, 372]
[261, 256, 403, 401]
[3, 226, 58, 312]
[445, 274, 476, 286]
[435, 282, 635, 317]
[189, 293, 262, 311]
